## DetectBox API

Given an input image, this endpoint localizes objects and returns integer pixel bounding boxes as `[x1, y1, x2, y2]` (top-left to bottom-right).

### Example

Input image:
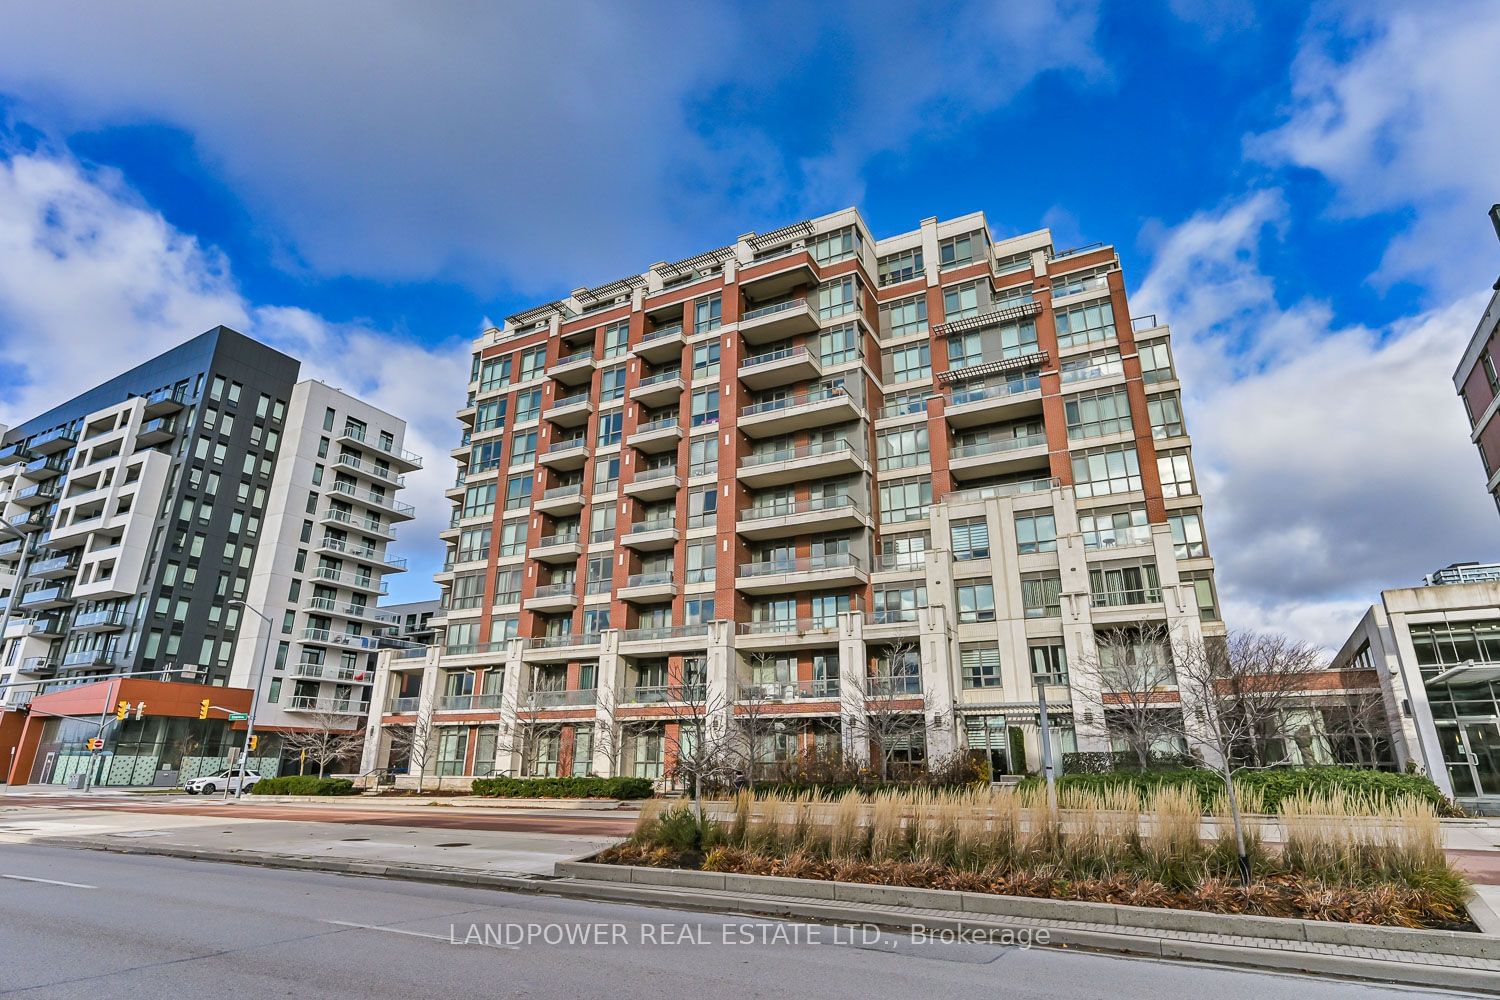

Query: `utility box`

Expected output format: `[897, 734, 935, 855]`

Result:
[67, 773, 86, 790]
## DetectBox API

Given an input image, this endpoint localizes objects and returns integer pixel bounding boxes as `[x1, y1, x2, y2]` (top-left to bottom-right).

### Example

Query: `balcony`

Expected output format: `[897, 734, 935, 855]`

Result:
[946, 477, 1058, 505]
[310, 568, 390, 595]
[321, 508, 396, 540]
[738, 384, 862, 438]
[11, 482, 60, 508]
[337, 424, 423, 470]
[622, 517, 679, 551]
[135, 416, 177, 446]
[738, 298, 822, 346]
[388, 696, 422, 714]
[301, 627, 383, 650]
[551, 350, 597, 386]
[737, 438, 867, 488]
[437, 693, 504, 712]
[530, 532, 583, 564]
[335, 453, 407, 487]
[141, 385, 189, 417]
[621, 683, 707, 705]
[29, 554, 78, 580]
[0, 539, 22, 558]
[534, 483, 585, 516]
[525, 582, 580, 612]
[619, 571, 677, 603]
[21, 655, 59, 675]
[30, 426, 77, 455]
[306, 596, 382, 621]
[737, 494, 869, 541]
[619, 624, 710, 648]
[739, 679, 840, 702]
[7, 510, 48, 534]
[545, 392, 594, 428]
[290, 660, 376, 684]
[623, 465, 681, 501]
[633, 324, 685, 364]
[328, 481, 416, 519]
[531, 688, 597, 709]
[735, 553, 868, 595]
[943, 373, 1044, 427]
[631, 371, 685, 408]
[315, 536, 405, 570]
[522, 633, 602, 661]
[74, 609, 129, 632]
[737, 345, 822, 390]
[539, 435, 590, 470]
[61, 647, 114, 669]
[285, 696, 369, 715]
[19, 585, 74, 610]
[948, 432, 1051, 480]
[628, 416, 684, 453]
[18, 455, 67, 481]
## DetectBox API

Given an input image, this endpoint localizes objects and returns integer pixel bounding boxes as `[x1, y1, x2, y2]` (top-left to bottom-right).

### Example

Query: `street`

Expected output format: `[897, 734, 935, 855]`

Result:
[0, 843, 1439, 1000]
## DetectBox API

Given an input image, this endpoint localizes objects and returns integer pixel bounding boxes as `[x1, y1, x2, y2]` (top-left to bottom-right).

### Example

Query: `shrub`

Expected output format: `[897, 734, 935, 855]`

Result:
[752, 748, 985, 797]
[470, 775, 654, 799]
[250, 776, 357, 796]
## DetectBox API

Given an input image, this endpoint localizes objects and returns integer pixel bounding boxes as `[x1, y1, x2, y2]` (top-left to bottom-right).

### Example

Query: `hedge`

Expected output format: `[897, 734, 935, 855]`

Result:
[250, 776, 358, 796]
[1016, 766, 1459, 815]
[471, 776, 655, 799]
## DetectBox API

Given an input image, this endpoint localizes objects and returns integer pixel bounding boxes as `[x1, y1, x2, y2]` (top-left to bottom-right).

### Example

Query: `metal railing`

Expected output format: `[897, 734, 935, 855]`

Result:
[946, 477, 1057, 504]
[624, 571, 674, 589]
[741, 384, 850, 418]
[554, 349, 594, 368]
[301, 627, 382, 649]
[742, 298, 811, 322]
[535, 532, 581, 549]
[323, 508, 393, 534]
[622, 684, 706, 704]
[291, 661, 370, 682]
[312, 568, 389, 593]
[526, 632, 601, 650]
[946, 374, 1042, 406]
[339, 424, 423, 466]
[743, 494, 862, 521]
[329, 481, 415, 517]
[550, 392, 592, 410]
[335, 453, 407, 484]
[631, 465, 679, 483]
[542, 483, 584, 501]
[620, 624, 710, 643]
[641, 324, 683, 343]
[531, 582, 577, 599]
[532, 688, 597, 708]
[1089, 587, 1163, 608]
[740, 679, 840, 701]
[636, 370, 684, 389]
[742, 437, 860, 467]
[286, 696, 368, 714]
[627, 517, 677, 535]
[742, 345, 816, 370]
[738, 617, 839, 635]
[547, 436, 588, 454]
[738, 552, 861, 578]
[73, 609, 128, 630]
[632, 415, 682, 435]
[949, 433, 1048, 460]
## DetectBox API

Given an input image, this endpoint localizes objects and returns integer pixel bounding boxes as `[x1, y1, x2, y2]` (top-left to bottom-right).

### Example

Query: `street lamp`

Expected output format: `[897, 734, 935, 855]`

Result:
[228, 600, 274, 800]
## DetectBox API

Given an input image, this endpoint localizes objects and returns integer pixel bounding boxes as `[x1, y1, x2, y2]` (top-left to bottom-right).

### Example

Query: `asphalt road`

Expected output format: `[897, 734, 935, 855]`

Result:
[0, 843, 1436, 1000]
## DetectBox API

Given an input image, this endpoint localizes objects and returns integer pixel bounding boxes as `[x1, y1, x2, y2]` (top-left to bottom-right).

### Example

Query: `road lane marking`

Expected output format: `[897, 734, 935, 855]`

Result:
[320, 918, 519, 949]
[1, 873, 98, 888]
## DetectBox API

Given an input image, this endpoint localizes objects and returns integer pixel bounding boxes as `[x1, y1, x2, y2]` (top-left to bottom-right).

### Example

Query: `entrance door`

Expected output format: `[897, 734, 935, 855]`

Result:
[1436, 722, 1500, 797]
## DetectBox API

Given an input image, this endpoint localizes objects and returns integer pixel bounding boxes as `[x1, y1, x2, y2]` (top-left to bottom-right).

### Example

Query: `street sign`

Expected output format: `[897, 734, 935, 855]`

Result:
[226, 712, 249, 722]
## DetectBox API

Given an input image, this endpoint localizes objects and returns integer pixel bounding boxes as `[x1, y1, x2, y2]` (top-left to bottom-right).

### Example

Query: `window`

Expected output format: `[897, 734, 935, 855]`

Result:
[596, 411, 622, 446]
[599, 366, 626, 402]
[494, 568, 523, 605]
[1065, 387, 1132, 439]
[451, 573, 486, 610]
[692, 341, 720, 380]
[810, 592, 851, 627]
[602, 321, 629, 359]
[457, 527, 491, 563]
[498, 521, 526, 556]
[694, 294, 722, 333]
[1168, 510, 1207, 558]
[878, 247, 923, 286]
[960, 644, 1002, 688]
[950, 517, 990, 560]
[879, 477, 932, 524]
[462, 483, 496, 518]
[1139, 341, 1173, 384]
[818, 322, 859, 365]
[872, 584, 926, 624]
[508, 432, 537, 467]
[956, 582, 996, 623]
[1060, 347, 1123, 385]
[479, 356, 511, 392]
[686, 539, 715, 583]
[1072, 445, 1141, 498]
[941, 281, 982, 320]
[883, 342, 931, 384]
[589, 504, 616, 543]
[476, 399, 507, 432]
[946, 331, 984, 370]
[514, 388, 542, 422]
[504, 474, 533, 510]
[687, 487, 717, 528]
[1157, 449, 1195, 498]
[1080, 506, 1150, 549]
[939, 233, 977, 269]
[1030, 643, 1068, 685]
[685, 597, 715, 625]
[1147, 392, 1185, 439]
[1054, 300, 1116, 350]
[688, 436, 717, 477]
[1182, 571, 1220, 621]
[879, 531, 928, 570]
[817, 277, 856, 320]
[690, 387, 719, 427]
[1021, 574, 1062, 618]
[593, 457, 620, 493]
[880, 295, 928, 340]
[810, 225, 858, 263]
[1015, 512, 1057, 554]
[1089, 564, 1161, 607]
[997, 319, 1038, 359]
[877, 425, 928, 471]
[517, 346, 548, 382]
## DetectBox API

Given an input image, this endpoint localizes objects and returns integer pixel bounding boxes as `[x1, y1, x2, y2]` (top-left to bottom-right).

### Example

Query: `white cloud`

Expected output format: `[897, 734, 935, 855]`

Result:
[0, 149, 463, 602]
[0, 1, 1102, 294]
[1252, 1, 1500, 296]
[1136, 192, 1500, 650]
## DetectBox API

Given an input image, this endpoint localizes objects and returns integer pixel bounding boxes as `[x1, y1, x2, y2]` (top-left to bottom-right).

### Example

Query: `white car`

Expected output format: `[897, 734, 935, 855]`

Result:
[184, 769, 261, 795]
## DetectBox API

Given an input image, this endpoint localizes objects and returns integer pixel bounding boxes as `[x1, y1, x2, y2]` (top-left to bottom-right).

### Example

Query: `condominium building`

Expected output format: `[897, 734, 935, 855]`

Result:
[363, 208, 1222, 783]
[1331, 563, 1500, 813]
[0, 327, 419, 780]
[1455, 288, 1500, 514]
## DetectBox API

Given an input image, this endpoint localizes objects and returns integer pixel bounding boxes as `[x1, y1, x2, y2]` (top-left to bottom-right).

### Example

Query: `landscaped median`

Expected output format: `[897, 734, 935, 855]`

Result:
[599, 785, 1474, 929]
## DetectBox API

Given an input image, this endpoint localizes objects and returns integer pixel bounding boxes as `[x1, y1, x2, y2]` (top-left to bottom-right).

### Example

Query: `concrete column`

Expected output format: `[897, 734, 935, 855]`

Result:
[359, 650, 395, 773]
[918, 603, 958, 759]
[591, 629, 623, 777]
[838, 612, 868, 764]
[495, 638, 529, 776]
[706, 620, 735, 758]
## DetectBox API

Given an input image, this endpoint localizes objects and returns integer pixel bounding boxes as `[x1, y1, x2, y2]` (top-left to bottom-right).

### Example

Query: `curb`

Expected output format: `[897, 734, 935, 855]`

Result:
[28, 835, 1500, 994]
[242, 795, 636, 810]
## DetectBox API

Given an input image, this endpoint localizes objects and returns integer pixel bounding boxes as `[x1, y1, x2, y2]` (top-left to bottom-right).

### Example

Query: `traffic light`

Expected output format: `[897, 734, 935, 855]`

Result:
[114, 700, 130, 721]
[85, 737, 104, 751]
[247, 735, 259, 752]
[198, 698, 211, 720]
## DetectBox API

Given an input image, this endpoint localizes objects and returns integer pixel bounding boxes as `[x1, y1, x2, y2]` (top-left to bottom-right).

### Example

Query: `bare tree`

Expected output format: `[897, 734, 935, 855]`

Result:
[589, 687, 621, 778]
[843, 640, 929, 781]
[1209, 631, 1327, 766]
[661, 678, 735, 829]
[1073, 623, 1182, 769]
[386, 712, 435, 791]
[736, 654, 784, 788]
[282, 712, 365, 777]
[1320, 683, 1395, 769]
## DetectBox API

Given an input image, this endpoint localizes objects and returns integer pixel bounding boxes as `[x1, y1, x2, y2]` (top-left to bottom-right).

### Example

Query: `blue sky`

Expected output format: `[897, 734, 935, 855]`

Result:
[1, 0, 1497, 646]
